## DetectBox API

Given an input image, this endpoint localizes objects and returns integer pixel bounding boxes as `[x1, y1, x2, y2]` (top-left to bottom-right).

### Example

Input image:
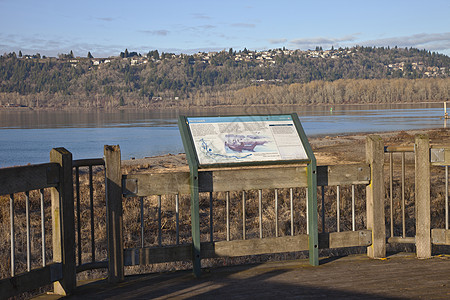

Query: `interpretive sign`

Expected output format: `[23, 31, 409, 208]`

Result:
[177, 113, 318, 276]
[179, 114, 311, 167]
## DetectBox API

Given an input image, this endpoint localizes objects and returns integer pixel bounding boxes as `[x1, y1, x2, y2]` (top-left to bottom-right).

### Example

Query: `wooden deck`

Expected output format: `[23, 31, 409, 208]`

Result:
[37, 253, 449, 300]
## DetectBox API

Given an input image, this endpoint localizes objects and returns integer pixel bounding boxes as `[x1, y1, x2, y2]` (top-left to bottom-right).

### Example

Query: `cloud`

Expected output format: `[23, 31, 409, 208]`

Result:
[140, 30, 170, 36]
[191, 13, 211, 20]
[231, 23, 256, 28]
[96, 17, 115, 22]
[183, 25, 216, 32]
[268, 38, 287, 44]
[0, 33, 124, 57]
[288, 32, 450, 54]
[361, 32, 450, 52]
[289, 34, 359, 49]
[198, 25, 216, 30]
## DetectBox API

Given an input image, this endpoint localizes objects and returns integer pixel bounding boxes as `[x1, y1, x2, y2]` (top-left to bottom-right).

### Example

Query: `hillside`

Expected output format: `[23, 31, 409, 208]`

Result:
[1, 46, 450, 109]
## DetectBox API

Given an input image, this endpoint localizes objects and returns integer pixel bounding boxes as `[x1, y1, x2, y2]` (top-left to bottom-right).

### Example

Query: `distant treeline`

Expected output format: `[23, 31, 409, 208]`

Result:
[188, 78, 450, 106]
[0, 46, 449, 108]
[2, 78, 449, 109]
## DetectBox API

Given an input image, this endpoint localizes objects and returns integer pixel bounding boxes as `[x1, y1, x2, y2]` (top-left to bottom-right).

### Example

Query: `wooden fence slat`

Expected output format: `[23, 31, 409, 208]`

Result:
[104, 145, 124, 283]
[431, 229, 450, 245]
[366, 135, 386, 258]
[0, 263, 62, 299]
[50, 148, 76, 296]
[122, 164, 370, 197]
[319, 230, 372, 249]
[124, 230, 373, 266]
[415, 134, 431, 258]
[124, 235, 310, 266]
[0, 163, 59, 195]
[122, 172, 190, 196]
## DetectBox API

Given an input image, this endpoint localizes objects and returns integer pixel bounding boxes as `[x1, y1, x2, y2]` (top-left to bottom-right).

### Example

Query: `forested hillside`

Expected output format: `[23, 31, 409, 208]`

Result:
[1, 46, 449, 108]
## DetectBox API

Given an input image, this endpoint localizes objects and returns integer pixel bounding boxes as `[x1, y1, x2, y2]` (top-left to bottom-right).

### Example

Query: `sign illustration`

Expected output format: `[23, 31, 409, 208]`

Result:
[186, 115, 308, 165]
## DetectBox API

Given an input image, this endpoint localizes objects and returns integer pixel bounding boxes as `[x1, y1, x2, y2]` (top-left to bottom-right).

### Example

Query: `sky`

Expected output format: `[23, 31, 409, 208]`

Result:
[1, 0, 450, 58]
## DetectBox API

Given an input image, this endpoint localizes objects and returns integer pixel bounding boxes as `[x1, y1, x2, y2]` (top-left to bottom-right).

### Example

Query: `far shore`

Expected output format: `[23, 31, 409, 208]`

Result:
[0, 100, 447, 113]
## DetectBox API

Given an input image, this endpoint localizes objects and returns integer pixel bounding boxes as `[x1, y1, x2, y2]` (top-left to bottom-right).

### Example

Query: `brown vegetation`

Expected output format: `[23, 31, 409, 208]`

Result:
[1, 78, 449, 109]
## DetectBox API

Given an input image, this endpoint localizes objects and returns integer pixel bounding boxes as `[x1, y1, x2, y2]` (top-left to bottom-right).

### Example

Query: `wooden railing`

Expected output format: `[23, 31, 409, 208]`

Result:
[120, 163, 372, 267]
[72, 158, 108, 273]
[0, 148, 75, 298]
[1, 134, 449, 298]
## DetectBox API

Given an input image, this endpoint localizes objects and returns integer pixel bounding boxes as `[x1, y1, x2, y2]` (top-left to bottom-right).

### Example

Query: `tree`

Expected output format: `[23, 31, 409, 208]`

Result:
[147, 50, 159, 60]
[18, 50, 22, 58]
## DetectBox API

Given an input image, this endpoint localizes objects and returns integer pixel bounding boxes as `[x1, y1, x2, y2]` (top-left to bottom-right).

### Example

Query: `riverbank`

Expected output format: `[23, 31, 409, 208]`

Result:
[121, 128, 449, 174]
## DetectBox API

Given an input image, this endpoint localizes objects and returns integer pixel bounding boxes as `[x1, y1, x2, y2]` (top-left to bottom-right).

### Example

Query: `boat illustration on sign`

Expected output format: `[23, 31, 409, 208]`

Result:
[224, 134, 268, 153]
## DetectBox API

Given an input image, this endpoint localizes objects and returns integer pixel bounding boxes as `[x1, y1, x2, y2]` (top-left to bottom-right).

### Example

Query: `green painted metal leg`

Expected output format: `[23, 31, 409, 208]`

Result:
[190, 167, 201, 277]
[307, 162, 319, 266]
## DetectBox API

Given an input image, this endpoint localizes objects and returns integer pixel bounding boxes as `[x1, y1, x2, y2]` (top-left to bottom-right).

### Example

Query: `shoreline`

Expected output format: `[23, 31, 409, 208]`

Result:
[0, 100, 447, 112]
[122, 127, 449, 172]
[0, 128, 447, 170]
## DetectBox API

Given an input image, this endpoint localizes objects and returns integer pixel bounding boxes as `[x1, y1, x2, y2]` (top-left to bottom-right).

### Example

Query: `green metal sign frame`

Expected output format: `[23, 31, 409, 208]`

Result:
[178, 113, 318, 277]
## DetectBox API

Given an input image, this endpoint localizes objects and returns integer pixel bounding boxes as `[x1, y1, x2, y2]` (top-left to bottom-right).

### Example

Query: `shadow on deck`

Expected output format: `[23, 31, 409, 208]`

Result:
[39, 253, 449, 300]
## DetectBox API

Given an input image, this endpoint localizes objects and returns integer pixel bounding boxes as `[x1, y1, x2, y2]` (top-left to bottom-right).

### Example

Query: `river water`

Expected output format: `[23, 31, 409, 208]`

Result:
[0, 103, 446, 168]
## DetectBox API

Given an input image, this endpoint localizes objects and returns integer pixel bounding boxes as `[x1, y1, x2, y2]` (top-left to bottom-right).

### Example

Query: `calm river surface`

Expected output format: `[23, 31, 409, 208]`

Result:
[0, 103, 446, 168]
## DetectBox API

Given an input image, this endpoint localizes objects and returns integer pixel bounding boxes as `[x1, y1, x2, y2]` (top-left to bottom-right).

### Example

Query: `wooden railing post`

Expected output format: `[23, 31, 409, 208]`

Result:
[104, 145, 124, 282]
[365, 135, 386, 258]
[415, 134, 431, 258]
[50, 148, 76, 295]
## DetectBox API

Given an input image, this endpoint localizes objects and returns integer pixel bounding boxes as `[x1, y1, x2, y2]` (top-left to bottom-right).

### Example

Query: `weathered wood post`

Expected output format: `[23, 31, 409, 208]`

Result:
[415, 134, 431, 258]
[366, 135, 386, 258]
[50, 148, 76, 295]
[104, 145, 124, 282]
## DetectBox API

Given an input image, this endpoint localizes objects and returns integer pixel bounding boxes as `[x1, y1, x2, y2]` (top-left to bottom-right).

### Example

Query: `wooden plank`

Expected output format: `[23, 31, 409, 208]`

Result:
[0, 162, 59, 195]
[50, 148, 76, 296]
[104, 145, 124, 283]
[124, 235, 310, 265]
[366, 135, 386, 258]
[123, 166, 309, 196]
[204, 235, 310, 258]
[123, 164, 370, 197]
[388, 236, 416, 244]
[123, 172, 190, 196]
[319, 230, 372, 249]
[207, 166, 308, 192]
[384, 145, 414, 152]
[431, 229, 450, 245]
[326, 164, 370, 186]
[76, 261, 108, 273]
[72, 158, 104, 167]
[0, 263, 62, 299]
[124, 245, 192, 266]
[415, 135, 431, 258]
